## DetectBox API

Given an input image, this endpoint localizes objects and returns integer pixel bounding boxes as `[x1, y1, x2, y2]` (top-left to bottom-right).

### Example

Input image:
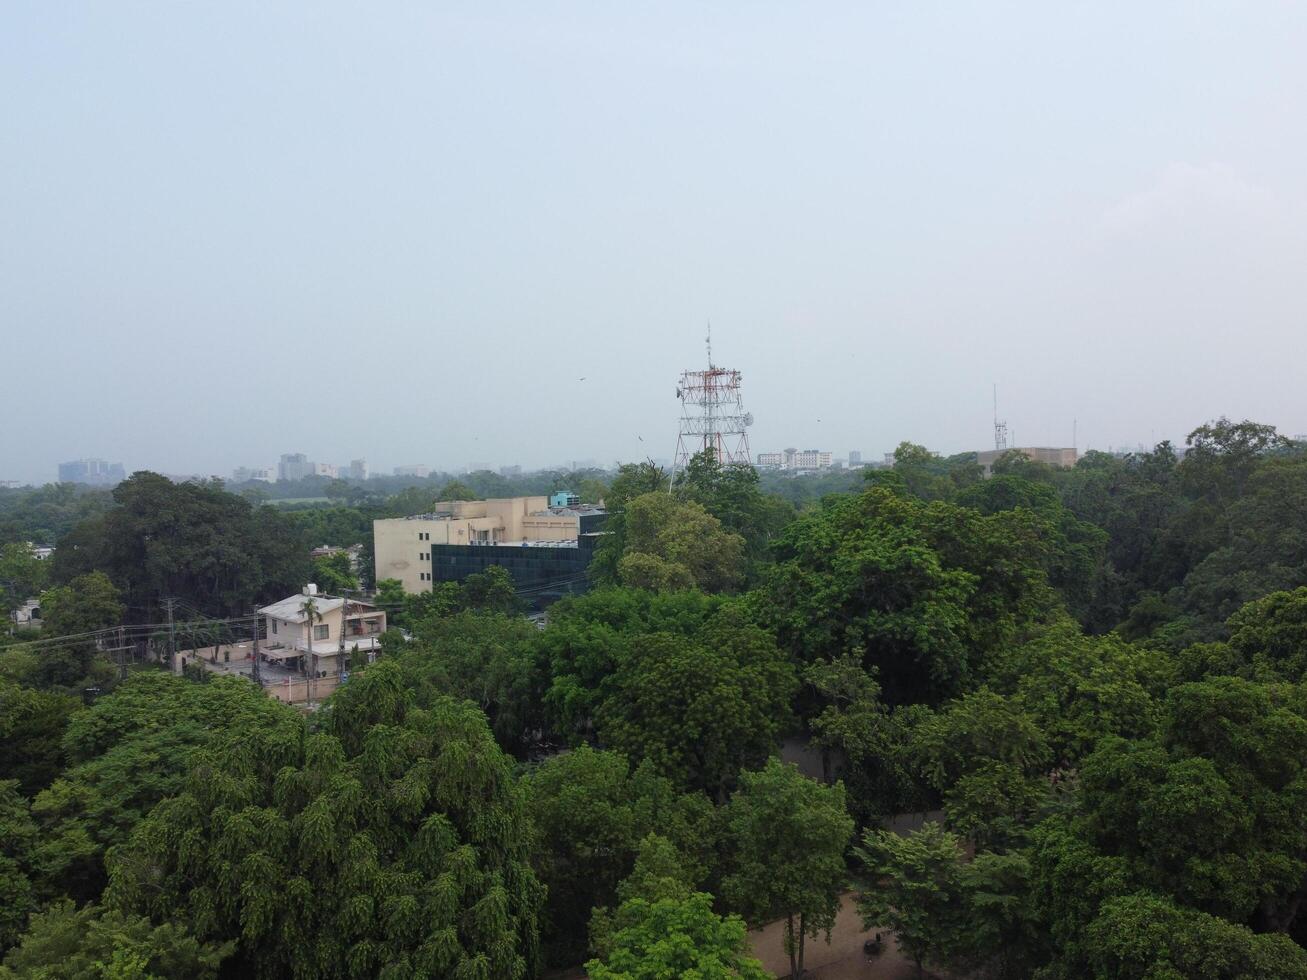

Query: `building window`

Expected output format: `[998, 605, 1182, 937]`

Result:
[270, 619, 277, 634]
[314, 624, 329, 640]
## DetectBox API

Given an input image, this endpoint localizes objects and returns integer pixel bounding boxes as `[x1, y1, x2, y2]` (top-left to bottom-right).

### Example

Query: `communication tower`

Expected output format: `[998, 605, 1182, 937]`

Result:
[993, 384, 1009, 452]
[672, 327, 753, 478]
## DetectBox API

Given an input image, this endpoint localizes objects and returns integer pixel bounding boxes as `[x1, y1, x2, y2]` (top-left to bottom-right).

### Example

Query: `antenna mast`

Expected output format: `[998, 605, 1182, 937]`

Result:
[993, 384, 1009, 452]
[672, 327, 752, 480]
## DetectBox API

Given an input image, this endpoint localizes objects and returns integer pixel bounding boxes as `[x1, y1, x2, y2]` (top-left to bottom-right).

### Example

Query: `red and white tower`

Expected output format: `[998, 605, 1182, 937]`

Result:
[672, 328, 753, 478]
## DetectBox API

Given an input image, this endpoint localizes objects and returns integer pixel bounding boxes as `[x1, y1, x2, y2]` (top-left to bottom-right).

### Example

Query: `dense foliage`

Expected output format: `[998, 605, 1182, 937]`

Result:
[8, 419, 1307, 978]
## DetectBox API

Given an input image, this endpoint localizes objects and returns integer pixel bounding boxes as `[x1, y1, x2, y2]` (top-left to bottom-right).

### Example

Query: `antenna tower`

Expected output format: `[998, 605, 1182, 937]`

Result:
[993, 384, 1009, 452]
[672, 325, 753, 478]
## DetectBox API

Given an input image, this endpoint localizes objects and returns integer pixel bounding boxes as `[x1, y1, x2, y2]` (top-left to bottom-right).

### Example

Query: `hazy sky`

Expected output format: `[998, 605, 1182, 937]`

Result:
[4, 3, 1306, 483]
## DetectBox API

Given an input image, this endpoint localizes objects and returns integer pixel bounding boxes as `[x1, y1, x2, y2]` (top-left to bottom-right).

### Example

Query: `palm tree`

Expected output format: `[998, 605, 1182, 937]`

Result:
[300, 595, 322, 705]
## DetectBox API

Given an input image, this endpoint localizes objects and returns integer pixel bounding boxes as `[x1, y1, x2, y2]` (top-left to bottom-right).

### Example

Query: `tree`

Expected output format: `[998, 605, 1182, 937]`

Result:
[0, 780, 38, 952]
[0, 680, 78, 797]
[0, 544, 48, 626]
[673, 448, 794, 565]
[29, 673, 299, 905]
[618, 493, 746, 593]
[107, 663, 544, 979]
[299, 593, 321, 690]
[1086, 891, 1307, 979]
[37, 572, 122, 639]
[722, 759, 853, 980]
[593, 607, 797, 798]
[523, 746, 712, 966]
[311, 550, 357, 594]
[0, 901, 232, 979]
[390, 610, 542, 756]
[856, 822, 965, 979]
[585, 893, 769, 980]
[589, 462, 671, 584]
[436, 480, 477, 501]
[50, 473, 310, 622]
[754, 487, 1054, 706]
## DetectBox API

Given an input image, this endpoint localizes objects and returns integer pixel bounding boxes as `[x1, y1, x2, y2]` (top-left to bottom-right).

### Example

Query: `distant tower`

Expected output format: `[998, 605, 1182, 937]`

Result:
[993, 384, 1009, 452]
[672, 326, 753, 478]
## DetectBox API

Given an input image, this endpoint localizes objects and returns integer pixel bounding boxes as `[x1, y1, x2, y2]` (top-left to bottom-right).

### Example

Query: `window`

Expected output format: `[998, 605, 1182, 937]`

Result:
[314, 624, 329, 640]
[270, 619, 278, 634]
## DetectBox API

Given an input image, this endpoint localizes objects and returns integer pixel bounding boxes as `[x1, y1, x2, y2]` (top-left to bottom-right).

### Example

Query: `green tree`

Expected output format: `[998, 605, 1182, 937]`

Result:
[618, 493, 746, 593]
[590, 462, 671, 584]
[594, 607, 797, 798]
[38, 572, 123, 639]
[856, 822, 965, 979]
[0, 680, 78, 797]
[107, 662, 544, 979]
[674, 448, 795, 565]
[1086, 891, 1307, 980]
[311, 550, 357, 594]
[0, 901, 232, 979]
[389, 610, 542, 756]
[0, 544, 48, 625]
[50, 473, 310, 622]
[523, 746, 712, 966]
[754, 487, 1054, 706]
[436, 479, 477, 501]
[29, 673, 298, 905]
[585, 893, 769, 980]
[0, 780, 38, 951]
[722, 759, 853, 980]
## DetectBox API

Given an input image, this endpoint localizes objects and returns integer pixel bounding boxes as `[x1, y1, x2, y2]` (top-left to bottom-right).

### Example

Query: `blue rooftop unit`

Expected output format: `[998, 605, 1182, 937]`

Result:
[549, 490, 580, 508]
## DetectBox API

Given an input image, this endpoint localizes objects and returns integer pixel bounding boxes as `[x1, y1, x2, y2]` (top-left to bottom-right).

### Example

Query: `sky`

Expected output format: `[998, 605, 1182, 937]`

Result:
[3, 2, 1306, 483]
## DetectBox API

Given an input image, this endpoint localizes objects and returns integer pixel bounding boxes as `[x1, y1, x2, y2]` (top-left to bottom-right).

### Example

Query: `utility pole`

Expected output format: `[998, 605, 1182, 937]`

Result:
[337, 594, 347, 681]
[251, 609, 261, 686]
[163, 597, 177, 671]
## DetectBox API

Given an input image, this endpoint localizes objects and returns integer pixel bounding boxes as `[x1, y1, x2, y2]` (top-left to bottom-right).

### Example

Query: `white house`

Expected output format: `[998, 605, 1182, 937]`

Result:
[257, 586, 386, 678]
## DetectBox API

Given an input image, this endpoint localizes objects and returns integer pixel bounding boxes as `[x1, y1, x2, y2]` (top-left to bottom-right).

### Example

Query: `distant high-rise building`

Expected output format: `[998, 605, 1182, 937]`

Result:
[754, 449, 832, 471]
[278, 453, 311, 481]
[232, 466, 274, 483]
[58, 459, 125, 486]
[311, 462, 338, 479]
[348, 459, 369, 480]
[393, 464, 430, 478]
[849, 450, 862, 466]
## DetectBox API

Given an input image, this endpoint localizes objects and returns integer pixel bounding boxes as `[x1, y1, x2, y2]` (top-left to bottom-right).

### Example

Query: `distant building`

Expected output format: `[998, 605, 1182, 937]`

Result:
[14, 598, 42, 628]
[849, 451, 862, 466]
[975, 447, 1078, 475]
[278, 453, 312, 481]
[374, 495, 606, 595]
[312, 462, 338, 479]
[232, 466, 274, 483]
[0, 480, 24, 489]
[393, 464, 430, 478]
[756, 448, 833, 471]
[58, 459, 125, 486]
[258, 586, 387, 678]
[348, 459, 369, 480]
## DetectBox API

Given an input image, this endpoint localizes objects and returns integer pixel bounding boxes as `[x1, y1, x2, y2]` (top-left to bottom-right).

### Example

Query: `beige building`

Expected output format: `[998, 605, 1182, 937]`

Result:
[374, 496, 595, 593]
[975, 447, 1079, 475]
[258, 586, 387, 677]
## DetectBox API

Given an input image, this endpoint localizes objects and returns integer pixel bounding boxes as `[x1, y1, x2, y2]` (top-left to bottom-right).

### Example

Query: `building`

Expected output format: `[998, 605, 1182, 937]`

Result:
[755, 448, 833, 471]
[232, 466, 274, 483]
[975, 447, 1079, 475]
[278, 453, 311, 481]
[13, 598, 42, 629]
[393, 464, 430, 478]
[849, 451, 863, 466]
[257, 586, 387, 678]
[374, 495, 606, 594]
[0, 480, 25, 490]
[311, 462, 338, 479]
[58, 459, 125, 486]
[348, 459, 369, 481]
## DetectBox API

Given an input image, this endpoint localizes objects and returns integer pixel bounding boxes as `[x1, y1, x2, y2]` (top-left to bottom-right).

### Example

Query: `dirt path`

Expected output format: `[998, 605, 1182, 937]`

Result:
[748, 892, 933, 980]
